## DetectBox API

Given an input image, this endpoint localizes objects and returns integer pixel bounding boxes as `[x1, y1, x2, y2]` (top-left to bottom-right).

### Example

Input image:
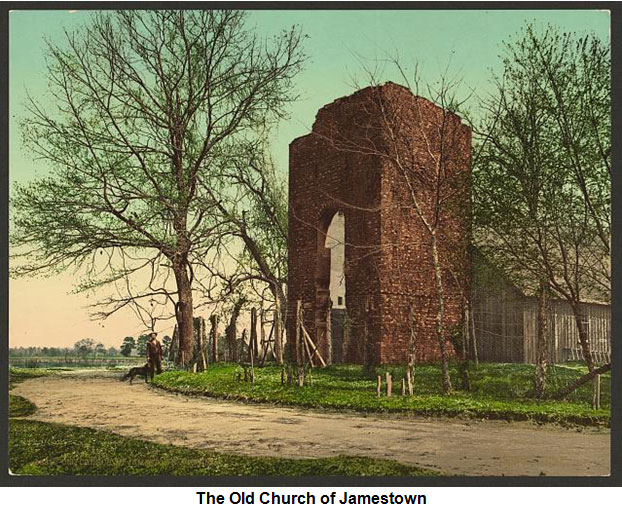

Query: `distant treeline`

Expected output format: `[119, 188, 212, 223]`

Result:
[10, 344, 119, 358]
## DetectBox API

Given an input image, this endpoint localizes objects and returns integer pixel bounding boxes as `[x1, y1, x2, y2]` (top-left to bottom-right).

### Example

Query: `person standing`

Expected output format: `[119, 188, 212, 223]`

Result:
[146, 332, 163, 379]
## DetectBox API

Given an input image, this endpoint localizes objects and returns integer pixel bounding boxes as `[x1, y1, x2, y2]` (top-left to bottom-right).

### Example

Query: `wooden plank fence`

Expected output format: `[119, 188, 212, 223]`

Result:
[473, 293, 610, 365]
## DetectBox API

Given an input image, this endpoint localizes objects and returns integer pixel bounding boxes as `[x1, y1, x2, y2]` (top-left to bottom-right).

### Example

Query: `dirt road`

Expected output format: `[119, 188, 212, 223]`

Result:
[13, 371, 610, 476]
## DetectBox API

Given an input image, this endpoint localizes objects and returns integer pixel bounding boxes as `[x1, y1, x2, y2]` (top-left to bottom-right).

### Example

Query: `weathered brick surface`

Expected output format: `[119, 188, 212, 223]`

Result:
[288, 83, 471, 364]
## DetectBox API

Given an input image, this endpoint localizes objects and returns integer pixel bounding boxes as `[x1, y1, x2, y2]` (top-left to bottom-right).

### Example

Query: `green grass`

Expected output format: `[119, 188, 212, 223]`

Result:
[8, 420, 439, 476]
[152, 362, 610, 426]
[9, 395, 37, 417]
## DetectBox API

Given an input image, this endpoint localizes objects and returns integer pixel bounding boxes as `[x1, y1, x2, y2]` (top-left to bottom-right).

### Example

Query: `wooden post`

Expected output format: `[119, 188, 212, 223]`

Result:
[301, 324, 327, 368]
[386, 372, 392, 397]
[302, 331, 314, 368]
[210, 314, 219, 363]
[193, 317, 205, 373]
[408, 303, 416, 394]
[202, 317, 209, 365]
[241, 328, 247, 367]
[401, 378, 406, 396]
[250, 307, 257, 364]
[298, 366, 305, 387]
[274, 294, 283, 365]
[377, 375, 382, 398]
[203, 317, 208, 371]
[592, 374, 601, 409]
[363, 296, 370, 370]
[281, 367, 285, 385]
[260, 305, 266, 362]
[295, 300, 302, 367]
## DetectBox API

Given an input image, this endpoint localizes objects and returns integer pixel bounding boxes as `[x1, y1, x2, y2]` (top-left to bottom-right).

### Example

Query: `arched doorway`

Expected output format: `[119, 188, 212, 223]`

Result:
[314, 209, 347, 364]
[325, 212, 346, 363]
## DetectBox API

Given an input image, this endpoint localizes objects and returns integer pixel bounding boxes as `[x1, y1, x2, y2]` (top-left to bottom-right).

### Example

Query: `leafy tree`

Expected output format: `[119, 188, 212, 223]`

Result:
[95, 343, 107, 357]
[11, 10, 305, 367]
[136, 334, 150, 358]
[161, 335, 172, 358]
[74, 338, 95, 360]
[120, 336, 135, 357]
[474, 24, 610, 394]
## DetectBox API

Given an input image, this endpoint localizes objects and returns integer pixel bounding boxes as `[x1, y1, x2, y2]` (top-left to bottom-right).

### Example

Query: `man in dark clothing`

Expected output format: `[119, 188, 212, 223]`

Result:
[146, 332, 163, 379]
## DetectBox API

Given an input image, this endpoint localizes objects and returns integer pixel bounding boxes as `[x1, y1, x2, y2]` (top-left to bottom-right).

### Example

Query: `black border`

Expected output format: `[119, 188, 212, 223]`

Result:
[1, 1, 619, 488]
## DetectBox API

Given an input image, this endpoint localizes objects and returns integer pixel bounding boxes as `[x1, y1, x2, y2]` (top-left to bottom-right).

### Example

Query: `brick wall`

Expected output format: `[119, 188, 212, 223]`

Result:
[288, 82, 471, 365]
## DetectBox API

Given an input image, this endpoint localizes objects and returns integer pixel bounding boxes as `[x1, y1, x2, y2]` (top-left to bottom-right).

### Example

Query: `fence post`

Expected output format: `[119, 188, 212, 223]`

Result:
[210, 314, 219, 363]
[386, 372, 392, 397]
[274, 294, 283, 365]
[250, 307, 257, 364]
[592, 374, 601, 410]
[295, 300, 302, 367]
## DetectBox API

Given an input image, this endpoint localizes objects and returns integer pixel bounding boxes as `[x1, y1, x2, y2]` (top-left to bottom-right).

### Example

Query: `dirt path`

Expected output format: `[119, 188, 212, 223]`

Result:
[13, 371, 610, 476]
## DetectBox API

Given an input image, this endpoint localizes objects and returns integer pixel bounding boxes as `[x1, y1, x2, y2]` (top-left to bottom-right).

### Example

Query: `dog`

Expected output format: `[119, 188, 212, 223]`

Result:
[121, 362, 153, 385]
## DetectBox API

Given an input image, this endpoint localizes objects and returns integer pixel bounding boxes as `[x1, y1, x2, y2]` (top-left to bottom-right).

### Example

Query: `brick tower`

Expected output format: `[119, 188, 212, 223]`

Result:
[287, 83, 471, 365]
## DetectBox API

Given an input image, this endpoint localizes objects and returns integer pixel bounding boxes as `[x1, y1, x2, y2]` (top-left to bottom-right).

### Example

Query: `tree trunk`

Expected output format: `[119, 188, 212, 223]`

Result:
[431, 234, 453, 395]
[570, 302, 595, 373]
[407, 303, 417, 394]
[549, 363, 610, 400]
[534, 280, 549, 399]
[469, 301, 479, 367]
[458, 302, 471, 391]
[226, 298, 245, 363]
[173, 259, 194, 368]
[364, 297, 374, 373]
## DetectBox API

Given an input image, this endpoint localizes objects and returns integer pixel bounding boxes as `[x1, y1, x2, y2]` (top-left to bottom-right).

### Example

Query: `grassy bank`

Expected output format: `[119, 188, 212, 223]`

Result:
[9, 395, 38, 417]
[9, 420, 439, 476]
[8, 366, 437, 476]
[9, 367, 63, 390]
[152, 362, 610, 426]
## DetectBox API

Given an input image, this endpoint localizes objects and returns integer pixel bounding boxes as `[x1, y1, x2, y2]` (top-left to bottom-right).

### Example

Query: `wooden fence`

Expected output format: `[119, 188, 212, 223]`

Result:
[473, 294, 610, 365]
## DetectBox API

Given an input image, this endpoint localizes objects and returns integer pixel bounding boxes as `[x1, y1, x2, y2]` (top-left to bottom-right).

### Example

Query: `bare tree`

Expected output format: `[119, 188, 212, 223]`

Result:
[11, 10, 304, 366]
[198, 137, 289, 318]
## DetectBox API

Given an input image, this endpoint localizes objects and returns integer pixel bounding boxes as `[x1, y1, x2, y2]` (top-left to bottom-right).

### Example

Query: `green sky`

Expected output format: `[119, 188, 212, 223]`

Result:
[8, 8, 610, 348]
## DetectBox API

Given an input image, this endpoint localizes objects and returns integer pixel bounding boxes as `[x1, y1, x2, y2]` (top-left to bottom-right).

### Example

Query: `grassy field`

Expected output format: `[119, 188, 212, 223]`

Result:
[8, 367, 438, 476]
[152, 362, 610, 426]
[9, 356, 144, 369]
